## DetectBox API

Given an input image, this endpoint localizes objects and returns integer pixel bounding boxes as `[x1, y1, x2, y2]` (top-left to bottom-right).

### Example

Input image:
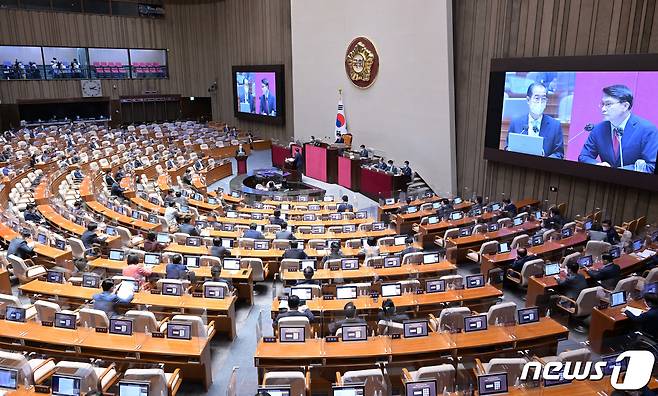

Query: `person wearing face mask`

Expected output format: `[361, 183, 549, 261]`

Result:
[578, 84, 658, 173]
[601, 219, 620, 244]
[507, 82, 565, 158]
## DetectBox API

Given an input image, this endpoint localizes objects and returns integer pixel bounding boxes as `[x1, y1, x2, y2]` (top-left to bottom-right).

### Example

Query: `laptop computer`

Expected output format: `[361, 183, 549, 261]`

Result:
[507, 133, 544, 156]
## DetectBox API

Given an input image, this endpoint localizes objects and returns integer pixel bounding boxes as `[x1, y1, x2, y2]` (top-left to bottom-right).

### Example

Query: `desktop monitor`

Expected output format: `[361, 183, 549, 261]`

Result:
[257, 387, 291, 396]
[453, 197, 463, 204]
[561, 228, 573, 238]
[427, 216, 439, 225]
[312, 241, 326, 249]
[304, 214, 317, 222]
[371, 222, 385, 231]
[450, 212, 464, 221]
[37, 233, 48, 244]
[144, 253, 160, 265]
[583, 219, 593, 230]
[311, 225, 324, 234]
[108, 249, 125, 261]
[223, 258, 241, 270]
[109, 318, 133, 335]
[513, 217, 523, 226]
[156, 233, 171, 243]
[196, 221, 208, 229]
[343, 224, 356, 232]
[465, 274, 485, 288]
[298, 195, 308, 202]
[5, 307, 25, 322]
[166, 322, 192, 340]
[222, 223, 235, 231]
[0, 368, 18, 390]
[186, 237, 201, 247]
[406, 206, 418, 214]
[162, 282, 183, 296]
[403, 320, 429, 338]
[405, 380, 437, 396]
[355, 211, 367, 219]
[633, 239, 643, 252]
[498, 242, 510, 253]
[393, 236, 407, 246]
[226, 211, 238, 218]
[324, 195, 334, 202]
[221, 238, 234, 249]
[254, 240, 269, 250]
[208, 197, 218, 205]
[610, 291, 626, 307]
[185, 256, 200, 268]
[477, 373, 508, 395]
[384, 198, 395, 205]
[204, 285, 225, 299]
[458, 227, 471, 237]
[341, 324, 368, 341]
[47, 270, 64, 284]
[491, 203, 501, 211]
[381, 283, 402, 297]
[280, 204, 290, 210]
[341, 258, 359, 270]
[300, 259, 315, 270]
[332, 385, 365, 396]
[279, 327, 305, 343]
[308, 204, 321, 211]
[531, 235, 544, 246]
[231, 192, 241, 198]
[601, 353, 630, 376]
[432, 202, 441, 209]
[329, 213, 343, 221]
[544, 263, 560, 276]
[293, 240, 304, 250]
[179, 206, 190, 214]
[384, 256, 401, 268]
[251, 213, 263, 220]
[464, 314, 488, 332]
[488, 223, 499, 232]
[55, 239, 66, 250]
[54, 312, 77, 330]
[517, 307, 540, 325]
[51, 375, 81, 396]
[543, 368, 572, 387]
[426, 279, 446, 293]
[533, 210, 543, 220]
[652, 230, 658, 242]
[472, 208, 483, 216]
[610, 246, 621, 259]
[118, 380, 150, 396]
[578, 255, 593, 267]
[82, 273, 100, 288]
[423, 253, 439, 264]
[131, 211, 141, 220]
[336, 285, 357, 300]
[643, 282, 658, 296]
[290, 287, 312, 301]
[149, 197, 160, 205]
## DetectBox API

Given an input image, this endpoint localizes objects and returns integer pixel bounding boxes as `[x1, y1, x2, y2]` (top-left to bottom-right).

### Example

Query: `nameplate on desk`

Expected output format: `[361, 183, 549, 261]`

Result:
[287, 268, 298, 272]
[326, 336, 339, 342]
[192, 292, 203, 298]
[598, 302, 610, 310]
[151, 332, 164, 338]
[41, 321, 53, 327]
[391, 333, 401, 339]
[34, 385, 50, 393]
[150, 290, 161, 295]
[0, 314, 5, 320]
[370, 292, 379, 299]
[329, 265, 340, 271]
[263, 336, 276, 343]
[416, 289, 424, 295]
[95, 327, 108, 333]
[373, 264, 383, 269]
[322, 295, 334, 300]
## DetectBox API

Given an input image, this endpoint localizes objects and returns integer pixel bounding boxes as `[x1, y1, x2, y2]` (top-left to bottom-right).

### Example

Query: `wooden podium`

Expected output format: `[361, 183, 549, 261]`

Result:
[236, 154, 248, 174]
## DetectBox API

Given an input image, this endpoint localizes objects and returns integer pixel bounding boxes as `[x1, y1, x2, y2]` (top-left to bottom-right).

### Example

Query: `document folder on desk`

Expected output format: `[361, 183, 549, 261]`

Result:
[507, 133, 544, 156]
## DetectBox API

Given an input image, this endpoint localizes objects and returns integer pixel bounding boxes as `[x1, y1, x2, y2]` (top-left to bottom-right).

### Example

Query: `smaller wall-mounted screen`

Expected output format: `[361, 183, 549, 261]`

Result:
[0, 45, 44, 80]
[232, 65, 285, 125]
[129, 49, 168, 78]
[42, 47, 89, 79]
[88, 48, 130, 79]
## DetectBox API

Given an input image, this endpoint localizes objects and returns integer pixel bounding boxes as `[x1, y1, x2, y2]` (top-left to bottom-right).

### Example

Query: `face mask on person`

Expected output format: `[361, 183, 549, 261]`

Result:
[602, 226, 610, 231]
[529, 101, 546, 116]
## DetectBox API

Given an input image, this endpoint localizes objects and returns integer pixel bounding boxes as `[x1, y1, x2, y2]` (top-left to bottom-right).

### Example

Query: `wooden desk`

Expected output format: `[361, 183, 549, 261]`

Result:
[0, 223, 72, 269]
[255, 317, 567, 386]
[18, 279, 237, 340]
[481, 232, 589, 282]
[0, 267, 10, 294]
[526, 249, 654, 308]
[0, 320, 213, 389]
[280, 260, 456, 284]
[37, 205, 121, 247]
[444, 221, 542, 263]
[87, 258, 254, 305]
[85, 201, 160, 233]
[589, 299, 649, 354]
[377, 195, 441, 221]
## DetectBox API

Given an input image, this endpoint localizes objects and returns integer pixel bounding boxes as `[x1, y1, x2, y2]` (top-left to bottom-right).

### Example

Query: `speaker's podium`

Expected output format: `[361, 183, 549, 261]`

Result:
[235, 154, 248, 174]
[304, 142, 349, 183]
[283, 158, 302, 183]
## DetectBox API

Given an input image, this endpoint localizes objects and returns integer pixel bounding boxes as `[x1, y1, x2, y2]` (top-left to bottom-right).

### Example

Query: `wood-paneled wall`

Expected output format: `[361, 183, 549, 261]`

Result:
[453, 0, 658, 225]
[0, 0, 293, 141]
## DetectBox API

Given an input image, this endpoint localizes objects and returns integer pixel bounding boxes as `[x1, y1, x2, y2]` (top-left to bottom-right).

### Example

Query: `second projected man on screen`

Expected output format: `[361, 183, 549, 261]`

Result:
[578, 85, 658, 173]
[507, 83, 565, 158]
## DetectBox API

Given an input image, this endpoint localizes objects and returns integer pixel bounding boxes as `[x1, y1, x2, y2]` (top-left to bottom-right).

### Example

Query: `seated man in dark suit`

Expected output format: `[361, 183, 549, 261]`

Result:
[601, 219, 620, 244]
[143, 232, 167, 252]
[296, 267, 320, 286]
[328, 302, 366, 335]
[22, 203, 43, 223]
[502, 198, 517, 217]
[624, 292, 658, 339]
[578, 84, 658, 173]
[110, 181, 125, 199]
[337, 195, 353, 213]
[243, 223, 264, 239]
[507, 82, 564, 158]
[359, 144, 369, 158]
[585, 253, 620, 289]
[377, 299, 410, 324]
[209, 238, 230, 258]
[275, 222, 295, 240]
[510, 248, 537, 272]
[274, 295, 314, 326]
[81, 223, 105, 249]
[385, 160, 398, 174]
[543, 207, 566, 231]
[400, 161, 412, 177]
[165, 254, 188, 280]
[270, 210, 285, 226]
[556, 260, 588, 301]
[399, 237, 420, 258]
[7, 229, 36, 259]
[104, 172, 116, 187]
[178, 216, 200, 236]
[283, 240, 307, 259]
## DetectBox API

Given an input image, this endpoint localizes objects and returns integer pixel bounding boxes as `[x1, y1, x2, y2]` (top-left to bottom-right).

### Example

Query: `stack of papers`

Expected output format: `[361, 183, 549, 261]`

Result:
[624, 307, 645, 316]
[636, 249, 656, 259]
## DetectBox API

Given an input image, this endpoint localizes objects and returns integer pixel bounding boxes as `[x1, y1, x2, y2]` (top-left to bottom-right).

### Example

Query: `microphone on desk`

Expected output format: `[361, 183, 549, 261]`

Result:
[568, 123, 594, 143]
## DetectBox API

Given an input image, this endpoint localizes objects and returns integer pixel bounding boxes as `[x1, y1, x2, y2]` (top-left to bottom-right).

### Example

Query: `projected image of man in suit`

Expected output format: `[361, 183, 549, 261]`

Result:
[259, 78, 276, 116]
[239, 78, 256, 113]
[507, 82, 565, 158]
[578, 84, 658, 173]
